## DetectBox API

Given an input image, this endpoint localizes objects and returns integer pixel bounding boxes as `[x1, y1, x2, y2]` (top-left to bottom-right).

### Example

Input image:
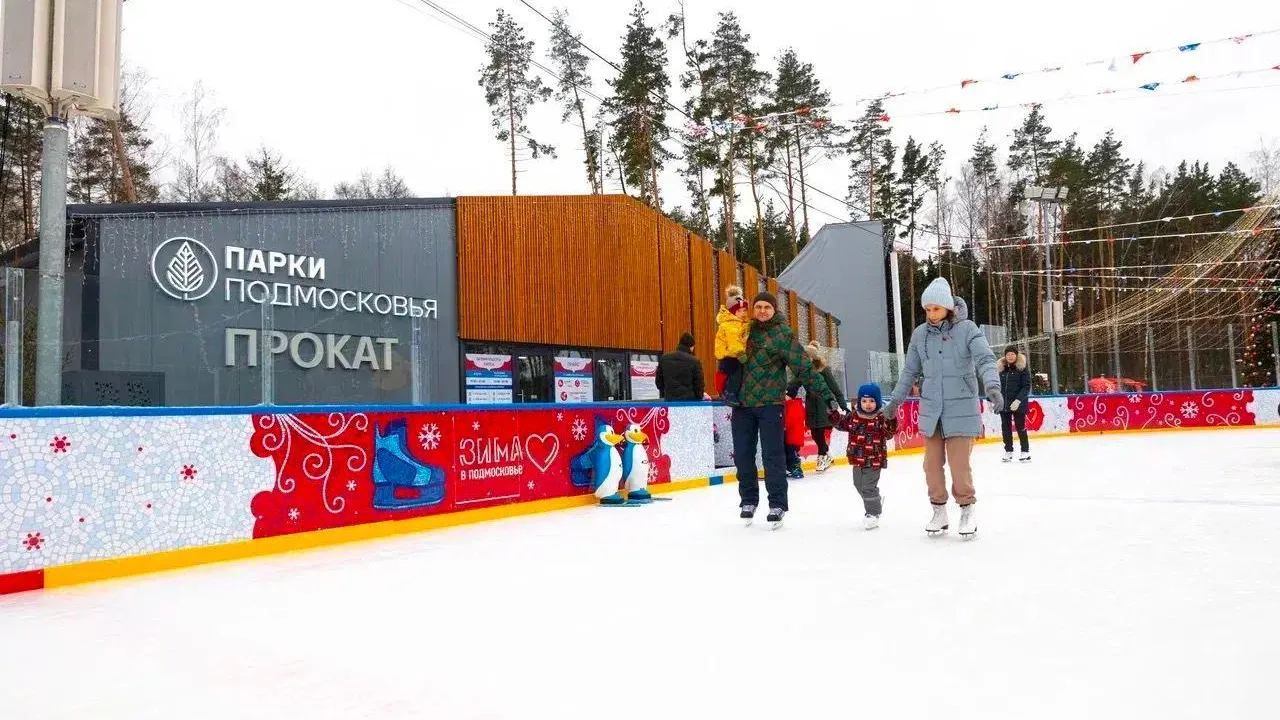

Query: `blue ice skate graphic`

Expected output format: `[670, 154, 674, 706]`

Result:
[372, 418, 447, 511]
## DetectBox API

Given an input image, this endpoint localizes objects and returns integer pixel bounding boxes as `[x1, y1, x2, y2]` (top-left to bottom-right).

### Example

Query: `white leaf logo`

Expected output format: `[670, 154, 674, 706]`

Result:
[166, 241, 205, 296]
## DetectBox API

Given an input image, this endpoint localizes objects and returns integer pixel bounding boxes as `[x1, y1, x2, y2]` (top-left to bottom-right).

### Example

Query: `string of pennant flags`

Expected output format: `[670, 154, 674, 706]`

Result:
[682, 26, 1279, 136]
[877, 64, 1280, 122]
[863, 26, 1280, 106]
[684, 66, 1279, 136]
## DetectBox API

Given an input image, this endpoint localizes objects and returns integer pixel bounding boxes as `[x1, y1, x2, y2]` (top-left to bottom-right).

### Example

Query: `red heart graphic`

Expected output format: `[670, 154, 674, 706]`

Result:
[524, 433, 561, 473]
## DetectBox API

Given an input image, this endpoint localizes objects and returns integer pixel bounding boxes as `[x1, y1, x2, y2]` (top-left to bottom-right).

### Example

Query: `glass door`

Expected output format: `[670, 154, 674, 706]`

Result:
[594, 352, 627, 401]
[515, 353, 552, 403]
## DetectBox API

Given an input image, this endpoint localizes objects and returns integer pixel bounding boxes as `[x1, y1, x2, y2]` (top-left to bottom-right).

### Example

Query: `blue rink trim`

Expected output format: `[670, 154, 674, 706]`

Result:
[709, 475, 725, 486]
[0, 400, 720, 419]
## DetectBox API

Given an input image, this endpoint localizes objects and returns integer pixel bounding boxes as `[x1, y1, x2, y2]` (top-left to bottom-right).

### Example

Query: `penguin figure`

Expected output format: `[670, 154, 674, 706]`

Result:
[620, 422, 653, 503]
[570, 418, 626, 504]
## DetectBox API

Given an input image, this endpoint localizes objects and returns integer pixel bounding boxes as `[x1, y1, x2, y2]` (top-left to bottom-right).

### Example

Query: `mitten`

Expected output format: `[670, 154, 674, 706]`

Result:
[1009, 399, 1021, 412]
[985, 387, 1004, 413]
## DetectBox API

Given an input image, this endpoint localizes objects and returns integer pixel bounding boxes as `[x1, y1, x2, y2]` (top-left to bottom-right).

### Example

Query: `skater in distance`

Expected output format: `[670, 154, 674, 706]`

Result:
[731, 291, 838, 529]
[997, 346, 1032, 463]
[882, 277, 1001, 538]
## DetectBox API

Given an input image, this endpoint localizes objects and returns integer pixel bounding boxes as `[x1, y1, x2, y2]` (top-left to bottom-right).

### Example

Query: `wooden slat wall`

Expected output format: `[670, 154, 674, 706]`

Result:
[689, 236, 718, 384]
[457, 196, 662, 350]
[743, 265, 760, 303]
[657, 213, 693, 351]
[716, 250, 738, 301]
[457, 195, 837, 373]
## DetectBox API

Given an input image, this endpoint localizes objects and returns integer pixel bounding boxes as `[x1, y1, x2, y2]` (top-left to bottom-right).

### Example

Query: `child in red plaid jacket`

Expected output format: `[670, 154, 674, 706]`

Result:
[830, 383, 897, 529]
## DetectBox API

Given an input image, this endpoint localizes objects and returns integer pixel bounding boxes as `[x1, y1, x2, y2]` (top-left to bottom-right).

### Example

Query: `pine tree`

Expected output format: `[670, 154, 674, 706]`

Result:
[847, 100, 892, 223]
[0, 95, 45, 249]
[246, 147, 294, 201]
[547, 8, 601, 194]
[769, 48, 838, 251]
[606, 0, 671, 207]
[703, 11, 768, 259]
[479, 9, 554, 195]
[1008, 106, 1059, 186]
[666, 2, 715, 235]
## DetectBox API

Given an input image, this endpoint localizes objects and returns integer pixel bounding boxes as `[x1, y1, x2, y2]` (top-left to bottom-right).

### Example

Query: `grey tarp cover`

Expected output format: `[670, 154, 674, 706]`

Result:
[778, 221, 889, 395]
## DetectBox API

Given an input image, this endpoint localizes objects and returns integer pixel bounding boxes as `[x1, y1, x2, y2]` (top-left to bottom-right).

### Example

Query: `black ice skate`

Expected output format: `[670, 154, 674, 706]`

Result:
[740, 504, 756, 526]
[767, 507, 785, 530]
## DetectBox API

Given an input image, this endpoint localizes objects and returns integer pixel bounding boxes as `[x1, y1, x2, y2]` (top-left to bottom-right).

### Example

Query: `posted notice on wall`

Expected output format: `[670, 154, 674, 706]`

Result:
[630, 360, 660, 400]
[464, 353, 514, 404]
[554, 357, 594, 403]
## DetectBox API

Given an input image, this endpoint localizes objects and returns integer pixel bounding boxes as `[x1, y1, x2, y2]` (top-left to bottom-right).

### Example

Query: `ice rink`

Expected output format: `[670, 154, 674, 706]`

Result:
[2, 428, 1278, 719]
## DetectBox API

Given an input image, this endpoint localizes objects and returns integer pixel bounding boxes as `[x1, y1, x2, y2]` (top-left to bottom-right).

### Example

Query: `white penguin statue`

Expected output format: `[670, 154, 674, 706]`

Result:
[621, 422, 652, 503]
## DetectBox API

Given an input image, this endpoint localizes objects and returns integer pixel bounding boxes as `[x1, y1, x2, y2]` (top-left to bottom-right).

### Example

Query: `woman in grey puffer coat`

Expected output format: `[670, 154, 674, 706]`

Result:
[883, 277, 1002, 537]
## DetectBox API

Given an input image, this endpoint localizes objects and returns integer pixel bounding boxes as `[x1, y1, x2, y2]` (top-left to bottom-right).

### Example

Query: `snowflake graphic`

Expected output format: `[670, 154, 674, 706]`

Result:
[472, 421, 481, 432]
[23, 532, 43, 551]
[1180, 402, 1199, 419]
[180, 464, 198, 481]
[556, 413, 564, 421]
[1128, 394, 1142, 403]
[346, 480, 357, 492]
[418, 423, 442, 451]
[49, 436, 70, 453]
[571, 418, 589, 441]
[527, 481, 536, 490]
[648, 464, 660, 484]
[288, 508, 300, 521]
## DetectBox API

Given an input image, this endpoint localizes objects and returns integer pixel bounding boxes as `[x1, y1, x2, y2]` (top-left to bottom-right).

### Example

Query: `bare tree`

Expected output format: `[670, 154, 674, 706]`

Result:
[333, 166, 413, 199]
[167, 81, 225, 202]
[1249, 137, 1280, 194]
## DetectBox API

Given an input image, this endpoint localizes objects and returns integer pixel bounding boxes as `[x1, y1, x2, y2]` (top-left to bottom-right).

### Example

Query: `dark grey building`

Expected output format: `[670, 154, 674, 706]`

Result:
[8, 199, 461, 406]
[779, 221, 890, 392]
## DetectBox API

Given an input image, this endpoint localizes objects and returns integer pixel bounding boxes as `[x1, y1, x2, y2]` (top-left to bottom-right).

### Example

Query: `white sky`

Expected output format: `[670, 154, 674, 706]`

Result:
[122, 0, 1280, 224]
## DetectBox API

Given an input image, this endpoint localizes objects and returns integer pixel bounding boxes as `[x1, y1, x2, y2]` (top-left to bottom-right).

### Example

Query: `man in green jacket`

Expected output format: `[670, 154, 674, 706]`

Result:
[734, 291, 838, 528]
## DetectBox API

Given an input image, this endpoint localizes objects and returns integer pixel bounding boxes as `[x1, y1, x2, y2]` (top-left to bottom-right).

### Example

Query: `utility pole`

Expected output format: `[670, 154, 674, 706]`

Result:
[1, 0, 124, 405]
[1024, 185, 1068, 395]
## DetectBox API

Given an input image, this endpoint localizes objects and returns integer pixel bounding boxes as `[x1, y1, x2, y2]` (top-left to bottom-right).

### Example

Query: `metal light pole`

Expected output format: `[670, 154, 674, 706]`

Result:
[1, 0, 124, 405]
[889, 246, 906, 373]
[1025, 186, 1068, 395]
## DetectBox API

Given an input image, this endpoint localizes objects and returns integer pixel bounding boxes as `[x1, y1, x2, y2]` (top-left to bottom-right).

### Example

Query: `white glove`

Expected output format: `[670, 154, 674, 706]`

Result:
[1010, 399, 1021, 412]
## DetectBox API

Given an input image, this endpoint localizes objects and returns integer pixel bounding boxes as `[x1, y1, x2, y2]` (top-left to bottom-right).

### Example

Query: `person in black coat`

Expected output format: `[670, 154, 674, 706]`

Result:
[997, 345, 1032, 461]
[787, 341, 849, 472]
[656, 332, 706, 401]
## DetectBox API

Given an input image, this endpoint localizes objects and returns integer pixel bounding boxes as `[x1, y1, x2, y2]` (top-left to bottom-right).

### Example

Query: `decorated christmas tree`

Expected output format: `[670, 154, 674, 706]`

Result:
[1240, 252, 1280, 388]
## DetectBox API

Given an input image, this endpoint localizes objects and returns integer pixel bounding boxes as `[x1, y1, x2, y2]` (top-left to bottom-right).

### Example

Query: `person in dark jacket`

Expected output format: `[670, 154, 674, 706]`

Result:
[656, 333, 705, 401]
[788, 340, 849, 473]
[997, 345, 1032, 462]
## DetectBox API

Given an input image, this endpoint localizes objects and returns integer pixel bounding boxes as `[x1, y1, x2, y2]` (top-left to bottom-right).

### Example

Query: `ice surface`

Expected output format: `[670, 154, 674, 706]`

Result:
[2, 429, 1278, 719]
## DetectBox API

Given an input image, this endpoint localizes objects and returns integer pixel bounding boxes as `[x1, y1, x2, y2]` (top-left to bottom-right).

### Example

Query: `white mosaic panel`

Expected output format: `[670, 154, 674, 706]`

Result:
[2, 415, 275, 573]
[1248, 389, 1280, 427]
[664, 406, 715, 482]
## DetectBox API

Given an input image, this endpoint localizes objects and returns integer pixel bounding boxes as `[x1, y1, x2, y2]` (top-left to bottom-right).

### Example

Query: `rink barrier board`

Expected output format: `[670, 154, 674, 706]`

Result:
[4, 389, 1278, 597]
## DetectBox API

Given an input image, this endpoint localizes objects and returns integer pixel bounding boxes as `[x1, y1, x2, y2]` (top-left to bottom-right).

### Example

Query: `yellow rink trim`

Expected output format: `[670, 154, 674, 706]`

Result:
[40, 475, 725, 591]
[35, 423, 1276, 592]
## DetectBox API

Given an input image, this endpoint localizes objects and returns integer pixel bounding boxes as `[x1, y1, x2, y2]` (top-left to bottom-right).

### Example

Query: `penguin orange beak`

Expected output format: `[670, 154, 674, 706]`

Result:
[626, 428, 648, 444]
[604, 432, 623, 445]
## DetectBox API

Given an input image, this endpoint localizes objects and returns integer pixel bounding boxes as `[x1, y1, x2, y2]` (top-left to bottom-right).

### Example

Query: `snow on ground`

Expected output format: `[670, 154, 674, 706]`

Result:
[1, 429, 1278, 719]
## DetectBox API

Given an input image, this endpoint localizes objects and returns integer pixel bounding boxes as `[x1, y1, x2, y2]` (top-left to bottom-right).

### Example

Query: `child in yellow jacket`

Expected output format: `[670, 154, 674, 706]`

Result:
[715, 285, 750, 405]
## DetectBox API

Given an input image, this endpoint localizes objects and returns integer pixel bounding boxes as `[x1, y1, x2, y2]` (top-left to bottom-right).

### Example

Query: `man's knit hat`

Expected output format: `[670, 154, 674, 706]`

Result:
[753, 290, 778, 310]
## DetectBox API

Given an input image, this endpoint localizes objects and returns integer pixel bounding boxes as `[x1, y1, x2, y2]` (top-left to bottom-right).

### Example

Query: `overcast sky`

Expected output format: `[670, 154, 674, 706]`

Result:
[121, 0, 1280, 226]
